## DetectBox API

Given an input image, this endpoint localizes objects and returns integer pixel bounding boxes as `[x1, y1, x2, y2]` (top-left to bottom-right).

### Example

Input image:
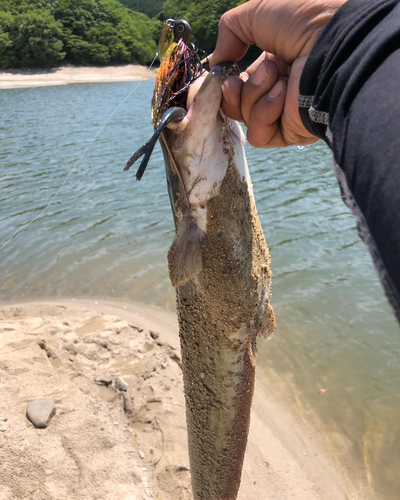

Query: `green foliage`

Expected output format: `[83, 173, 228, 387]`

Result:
[0, 0, 157, 68]
[14, 11, 65, 67]
[118, 0, 164, 19]
[54, 0, 157, 65]
[0, 12, 13, 67]
[0, 8, 65, 67]
[117, 11, 156, 64]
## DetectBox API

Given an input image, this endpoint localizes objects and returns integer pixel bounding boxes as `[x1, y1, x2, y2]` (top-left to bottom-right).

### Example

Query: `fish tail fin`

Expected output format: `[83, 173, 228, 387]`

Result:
[168, 216, 205, 288]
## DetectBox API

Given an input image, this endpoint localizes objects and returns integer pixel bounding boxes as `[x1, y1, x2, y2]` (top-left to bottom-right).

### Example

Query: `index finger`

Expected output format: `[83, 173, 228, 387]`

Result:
[209, 3, 256, 67]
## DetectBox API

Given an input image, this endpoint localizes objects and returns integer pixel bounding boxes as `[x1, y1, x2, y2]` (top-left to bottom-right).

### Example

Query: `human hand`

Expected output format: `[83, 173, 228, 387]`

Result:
[210, 0, 346, 147]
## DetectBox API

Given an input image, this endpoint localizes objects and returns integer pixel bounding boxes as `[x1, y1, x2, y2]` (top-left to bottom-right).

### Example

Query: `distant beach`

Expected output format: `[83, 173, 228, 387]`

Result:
[0, 65, 156, 89]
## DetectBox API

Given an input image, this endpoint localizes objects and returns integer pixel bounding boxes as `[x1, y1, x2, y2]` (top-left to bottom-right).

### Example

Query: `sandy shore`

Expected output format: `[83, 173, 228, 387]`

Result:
[0, 299, 370, 499]
[0, 65, 155, 89]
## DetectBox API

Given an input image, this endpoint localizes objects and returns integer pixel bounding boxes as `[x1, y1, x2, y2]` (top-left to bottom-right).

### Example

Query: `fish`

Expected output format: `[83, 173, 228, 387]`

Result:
[125, 19, 276, 500]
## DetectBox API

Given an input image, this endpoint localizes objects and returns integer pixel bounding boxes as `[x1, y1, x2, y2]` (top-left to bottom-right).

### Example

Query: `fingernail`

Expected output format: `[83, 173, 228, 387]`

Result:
[251, 64, 267, 85]
[267, 80, 284, 99]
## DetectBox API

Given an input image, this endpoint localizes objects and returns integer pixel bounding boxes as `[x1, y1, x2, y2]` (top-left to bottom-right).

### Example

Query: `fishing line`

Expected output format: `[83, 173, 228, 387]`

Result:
[0, 52, 158, 252]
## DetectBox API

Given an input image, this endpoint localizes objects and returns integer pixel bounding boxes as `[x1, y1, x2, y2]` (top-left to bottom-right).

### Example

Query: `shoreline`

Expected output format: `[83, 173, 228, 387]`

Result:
[0, 298, 372, 499]
[0, 64, 156, 89]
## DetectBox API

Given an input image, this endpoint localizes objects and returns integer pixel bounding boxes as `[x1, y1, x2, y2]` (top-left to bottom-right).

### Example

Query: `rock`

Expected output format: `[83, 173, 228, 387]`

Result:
[26, 398, 56, 429]
[149, 331, 159, 340]
[114, 377, 128, 392]
[123, 393, 134, 417]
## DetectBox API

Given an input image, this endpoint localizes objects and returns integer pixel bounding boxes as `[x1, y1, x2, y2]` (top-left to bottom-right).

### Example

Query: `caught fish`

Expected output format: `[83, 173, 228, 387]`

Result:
[125, 19, 276, 500]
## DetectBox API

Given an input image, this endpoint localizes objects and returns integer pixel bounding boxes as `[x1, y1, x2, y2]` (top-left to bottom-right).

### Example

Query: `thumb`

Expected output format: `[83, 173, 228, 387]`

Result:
[209, 1, 258, 67]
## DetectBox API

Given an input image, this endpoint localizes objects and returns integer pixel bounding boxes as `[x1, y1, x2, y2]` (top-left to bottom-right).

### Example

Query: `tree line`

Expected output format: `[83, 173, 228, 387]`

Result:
[0, 0, 246, 69]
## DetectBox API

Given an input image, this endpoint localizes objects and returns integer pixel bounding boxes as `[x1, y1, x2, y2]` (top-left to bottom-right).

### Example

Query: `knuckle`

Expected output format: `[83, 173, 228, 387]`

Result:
[219, 12, 230, 28]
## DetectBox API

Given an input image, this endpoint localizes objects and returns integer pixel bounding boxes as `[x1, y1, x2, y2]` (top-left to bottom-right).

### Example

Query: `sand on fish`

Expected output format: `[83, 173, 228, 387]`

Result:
[0, 299, 369, 499]
[0, 65, 155, 89]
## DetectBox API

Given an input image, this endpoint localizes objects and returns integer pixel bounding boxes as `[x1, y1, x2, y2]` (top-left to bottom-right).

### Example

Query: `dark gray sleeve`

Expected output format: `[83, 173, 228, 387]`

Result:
[298, 0, 400, 322]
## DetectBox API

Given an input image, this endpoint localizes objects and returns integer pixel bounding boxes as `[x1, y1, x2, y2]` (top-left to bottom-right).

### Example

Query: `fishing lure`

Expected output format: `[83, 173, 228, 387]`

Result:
[124, 19, 205, 180]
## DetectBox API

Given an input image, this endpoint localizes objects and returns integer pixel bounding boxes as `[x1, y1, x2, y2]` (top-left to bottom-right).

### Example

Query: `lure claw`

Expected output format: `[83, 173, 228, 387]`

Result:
[124, 106, 187, 181]
[123, 135, 158, 181]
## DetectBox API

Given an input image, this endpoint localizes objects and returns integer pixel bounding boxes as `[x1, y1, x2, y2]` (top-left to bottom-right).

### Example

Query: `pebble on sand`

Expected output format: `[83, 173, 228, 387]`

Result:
[26, 398, 56, 429]
[115, 376, 128, 392]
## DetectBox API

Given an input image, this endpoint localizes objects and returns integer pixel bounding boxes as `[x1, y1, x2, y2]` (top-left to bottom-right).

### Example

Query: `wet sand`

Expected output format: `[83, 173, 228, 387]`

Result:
[0, 65, 155, 89]
[0, 299, 369, 499]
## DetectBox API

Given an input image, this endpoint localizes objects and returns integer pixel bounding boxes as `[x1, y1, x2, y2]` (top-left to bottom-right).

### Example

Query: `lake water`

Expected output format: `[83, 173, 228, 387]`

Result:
[1, 80, 399, 498]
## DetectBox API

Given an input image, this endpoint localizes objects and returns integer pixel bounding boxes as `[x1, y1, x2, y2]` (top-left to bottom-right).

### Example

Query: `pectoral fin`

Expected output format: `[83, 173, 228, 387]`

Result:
[168, 216, 205, 288]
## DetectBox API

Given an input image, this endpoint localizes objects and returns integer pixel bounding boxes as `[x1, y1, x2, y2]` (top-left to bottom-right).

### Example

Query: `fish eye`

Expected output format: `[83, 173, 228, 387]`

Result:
[173, 19, 191, 44]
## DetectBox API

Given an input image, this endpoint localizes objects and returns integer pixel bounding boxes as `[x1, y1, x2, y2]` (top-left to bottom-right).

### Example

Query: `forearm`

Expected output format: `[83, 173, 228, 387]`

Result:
[299, 0, 400, 321]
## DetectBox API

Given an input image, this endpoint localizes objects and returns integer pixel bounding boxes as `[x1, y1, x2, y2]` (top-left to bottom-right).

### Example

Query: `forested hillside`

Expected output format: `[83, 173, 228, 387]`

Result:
[118, 0, 164, 19]
[0, 0, 247, 69]
[0, 0, 157, 68]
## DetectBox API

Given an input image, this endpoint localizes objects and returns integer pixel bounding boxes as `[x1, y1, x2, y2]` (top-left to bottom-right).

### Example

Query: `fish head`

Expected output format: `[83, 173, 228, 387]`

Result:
[161, 63, 242, 225]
